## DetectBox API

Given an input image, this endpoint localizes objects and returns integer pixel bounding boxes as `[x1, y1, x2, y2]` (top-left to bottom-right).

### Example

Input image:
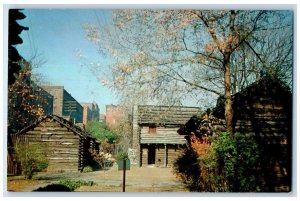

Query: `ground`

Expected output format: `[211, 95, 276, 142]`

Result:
[6, 164, 188, 192]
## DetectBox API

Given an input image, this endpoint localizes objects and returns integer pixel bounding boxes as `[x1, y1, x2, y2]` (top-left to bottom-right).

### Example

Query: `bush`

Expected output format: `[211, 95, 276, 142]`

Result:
[173, 132, 260, 192]
[116, 152, 128, 160]
[58, 179, 93, 191]
[34, 184, 71, 192]
[82, 166, 93, 173]
[210, 132, 260, 192]
[173, 148, 201, 191]
[14, 141, 48, 179]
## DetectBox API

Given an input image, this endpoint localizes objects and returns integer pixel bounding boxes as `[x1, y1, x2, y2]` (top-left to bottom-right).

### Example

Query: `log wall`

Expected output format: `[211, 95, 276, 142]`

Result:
[133, 105, 200, 167]
[233, 92, 291, 192]
[182, 78, 292, 192]
[10, 117, 97, 173]
[140, 127, 186, 144]
[140, 144, 184, 167]
[23, 121, 80, 172]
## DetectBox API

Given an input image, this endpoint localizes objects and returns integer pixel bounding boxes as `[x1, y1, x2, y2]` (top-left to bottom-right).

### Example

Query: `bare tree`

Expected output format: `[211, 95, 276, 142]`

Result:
[83, 10, 293, 131]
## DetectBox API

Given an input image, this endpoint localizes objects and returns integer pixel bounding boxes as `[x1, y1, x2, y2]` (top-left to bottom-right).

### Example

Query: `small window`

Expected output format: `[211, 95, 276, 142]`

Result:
[148, 125, 157, 134]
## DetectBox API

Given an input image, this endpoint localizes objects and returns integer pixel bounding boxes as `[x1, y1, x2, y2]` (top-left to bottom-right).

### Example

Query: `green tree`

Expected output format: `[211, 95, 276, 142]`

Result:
[86, 120, 119, 144]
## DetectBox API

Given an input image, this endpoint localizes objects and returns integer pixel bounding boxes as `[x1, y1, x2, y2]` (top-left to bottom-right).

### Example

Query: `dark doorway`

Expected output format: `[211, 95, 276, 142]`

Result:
[148, 145, 156, 165]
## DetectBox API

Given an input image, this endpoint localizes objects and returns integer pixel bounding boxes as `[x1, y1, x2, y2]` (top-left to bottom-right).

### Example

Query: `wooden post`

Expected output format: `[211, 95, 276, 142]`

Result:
[164, 144, 167, 168]
[122, 159, 126, 192]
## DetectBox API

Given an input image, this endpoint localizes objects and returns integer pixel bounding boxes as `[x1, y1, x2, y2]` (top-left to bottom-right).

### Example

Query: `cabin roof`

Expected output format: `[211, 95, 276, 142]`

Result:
[14, 115, 96, 140]
[179, 77, 292, 135]
[136, 105, 201, 126]
[233, 77, 291, 100]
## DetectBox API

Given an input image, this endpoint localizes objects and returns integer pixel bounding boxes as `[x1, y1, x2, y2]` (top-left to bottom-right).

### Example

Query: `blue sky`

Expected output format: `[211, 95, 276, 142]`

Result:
[17, 9, 116, 114]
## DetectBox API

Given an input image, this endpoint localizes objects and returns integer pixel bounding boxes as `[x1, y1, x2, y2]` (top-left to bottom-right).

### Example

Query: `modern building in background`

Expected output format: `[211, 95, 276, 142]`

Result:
[81, 102, 100, 126]
[33, 84, 54, 116]
[42, 86, 83, 123]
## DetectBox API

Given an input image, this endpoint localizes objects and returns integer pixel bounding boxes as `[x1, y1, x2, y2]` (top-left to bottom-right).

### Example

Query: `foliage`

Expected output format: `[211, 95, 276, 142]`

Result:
[89, 149, 114, 170]
[82, 166, 93, 173]
[34, 184, 71, 192]
[8, 61, 48, 133]
[8, 9, 29, 85]
[14, 141, 48, 180]
[204, 132, 260, 192]
[58, 179, 94, 191]
[116, 151, 128, 160]
[173, 148, 201, 191]
[174, 132, 260, 192]
[109, 112, 133, 157]
[86, 120, 119, 143]
[83, 10, 292, 112]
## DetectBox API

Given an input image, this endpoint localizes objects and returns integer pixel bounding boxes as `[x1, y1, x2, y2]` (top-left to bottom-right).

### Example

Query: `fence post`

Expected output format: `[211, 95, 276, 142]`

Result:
[122, 159, 126, 192]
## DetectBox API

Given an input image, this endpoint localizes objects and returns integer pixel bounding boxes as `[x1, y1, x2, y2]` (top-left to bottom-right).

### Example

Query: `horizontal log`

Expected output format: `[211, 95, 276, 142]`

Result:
[26, 130, 78, 137]
[34, 127, 69, 131]
[48, 151, 79, 155]
[21, 139, 79, 144]
[141, 140, 186, 144]
[48, 158, 78, 162]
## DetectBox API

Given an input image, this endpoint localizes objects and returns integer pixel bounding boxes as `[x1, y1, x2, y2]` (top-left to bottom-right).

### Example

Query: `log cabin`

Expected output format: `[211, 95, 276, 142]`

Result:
[178, 77, 292, 192]
[132, 105, 201, 167]
[9, 115, 99, 173]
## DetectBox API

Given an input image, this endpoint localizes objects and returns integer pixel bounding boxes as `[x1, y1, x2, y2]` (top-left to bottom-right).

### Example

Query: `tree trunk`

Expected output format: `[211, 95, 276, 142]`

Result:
[223, 10, 236, 133]
[224, 58, 234, 132]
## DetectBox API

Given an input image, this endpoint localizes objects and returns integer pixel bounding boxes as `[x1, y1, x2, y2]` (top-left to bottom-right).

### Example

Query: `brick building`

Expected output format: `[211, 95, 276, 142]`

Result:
[81, 102, 100, 126]
[42, 86, 83, 123]
[106, 105, 127, 129]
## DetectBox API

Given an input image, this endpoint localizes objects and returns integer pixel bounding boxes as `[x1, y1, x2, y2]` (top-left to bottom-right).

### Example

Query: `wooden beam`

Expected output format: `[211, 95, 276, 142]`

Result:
[164, 144, 167, 168]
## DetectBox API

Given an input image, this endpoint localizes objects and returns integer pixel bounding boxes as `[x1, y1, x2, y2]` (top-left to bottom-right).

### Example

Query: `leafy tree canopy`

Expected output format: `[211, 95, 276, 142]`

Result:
[86, 120, 119, 143]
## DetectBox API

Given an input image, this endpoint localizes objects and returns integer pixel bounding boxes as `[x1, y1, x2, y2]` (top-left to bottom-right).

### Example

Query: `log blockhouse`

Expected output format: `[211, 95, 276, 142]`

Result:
[178, 77, 292, 192]
[132, 105, 201, 167]
[10, 115, 99, 173]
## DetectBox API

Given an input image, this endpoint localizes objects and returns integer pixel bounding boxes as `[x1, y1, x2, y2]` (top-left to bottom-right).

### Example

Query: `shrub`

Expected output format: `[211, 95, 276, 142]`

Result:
[173, 148, 201, 191]
[210, 132, 260, 192]
[58, 179, 93, 191]
[34, 184, 71, 192]
[173, 132, 260, 192]
[14, 141, 48, 179]
[116, 152, 128, 160]
[82, 166, 93, 173]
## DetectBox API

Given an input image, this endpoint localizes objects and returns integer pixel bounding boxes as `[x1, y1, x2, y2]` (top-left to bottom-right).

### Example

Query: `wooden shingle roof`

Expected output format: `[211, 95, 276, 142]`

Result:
[137, 105, 201, 126]
[14, 115, 95, 140]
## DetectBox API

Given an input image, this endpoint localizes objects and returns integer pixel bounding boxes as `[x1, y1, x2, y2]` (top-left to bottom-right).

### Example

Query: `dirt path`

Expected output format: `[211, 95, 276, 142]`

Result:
[7, 165, 188, 192]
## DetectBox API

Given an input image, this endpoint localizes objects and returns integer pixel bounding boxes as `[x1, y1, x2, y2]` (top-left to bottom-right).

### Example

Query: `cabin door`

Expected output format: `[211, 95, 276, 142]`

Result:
[148, 145, 156, 165]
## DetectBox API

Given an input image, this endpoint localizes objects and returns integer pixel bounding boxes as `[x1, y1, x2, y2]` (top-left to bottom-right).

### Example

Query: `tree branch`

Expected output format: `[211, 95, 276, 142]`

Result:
[195, 11, 224, 55]
[156, 64, 222, 96]
[182, 29, 222, 63]
[244, 40, 265, 67]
